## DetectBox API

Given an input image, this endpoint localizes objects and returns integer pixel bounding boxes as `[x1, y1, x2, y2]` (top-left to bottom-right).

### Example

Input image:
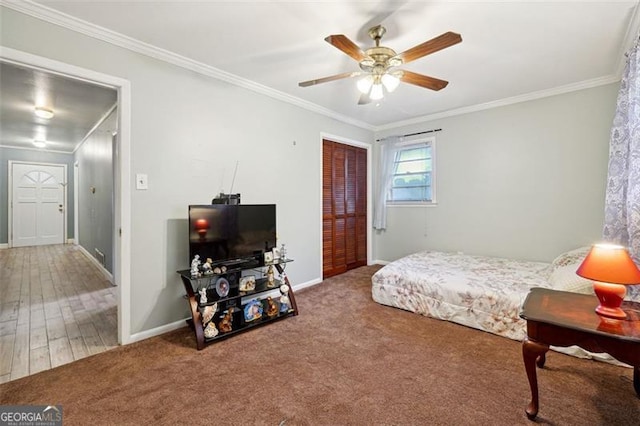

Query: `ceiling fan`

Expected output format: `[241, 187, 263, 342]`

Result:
[299, 25, 462, 104]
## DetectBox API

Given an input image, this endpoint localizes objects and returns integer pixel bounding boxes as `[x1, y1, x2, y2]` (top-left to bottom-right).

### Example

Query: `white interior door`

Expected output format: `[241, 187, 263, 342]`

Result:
[11, 162, 66, 247]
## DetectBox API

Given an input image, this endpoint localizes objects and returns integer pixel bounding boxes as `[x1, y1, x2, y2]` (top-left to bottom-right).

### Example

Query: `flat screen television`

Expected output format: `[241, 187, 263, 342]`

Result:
[188, 204, 276, 265]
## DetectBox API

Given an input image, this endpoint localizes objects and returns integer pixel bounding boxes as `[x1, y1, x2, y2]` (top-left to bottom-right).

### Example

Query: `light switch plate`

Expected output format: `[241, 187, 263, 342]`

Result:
[136, 173, 148, 190]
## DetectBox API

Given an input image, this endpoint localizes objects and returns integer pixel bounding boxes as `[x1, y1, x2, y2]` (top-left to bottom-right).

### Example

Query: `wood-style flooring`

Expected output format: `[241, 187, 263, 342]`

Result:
[0, 244, 117, 383]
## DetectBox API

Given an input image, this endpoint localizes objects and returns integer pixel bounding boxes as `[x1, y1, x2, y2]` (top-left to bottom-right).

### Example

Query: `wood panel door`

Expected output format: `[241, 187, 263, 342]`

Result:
[323, 140, 367, 278]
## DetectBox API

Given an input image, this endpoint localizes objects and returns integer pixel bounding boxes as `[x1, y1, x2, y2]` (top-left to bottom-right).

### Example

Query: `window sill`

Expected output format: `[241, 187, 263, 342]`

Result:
[387, 202, 438, 208]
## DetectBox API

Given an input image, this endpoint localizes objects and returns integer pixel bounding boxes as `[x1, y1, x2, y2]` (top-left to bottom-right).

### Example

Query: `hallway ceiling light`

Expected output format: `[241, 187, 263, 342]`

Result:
[33, 140, 47, 148]
[34, 106, 54, 119]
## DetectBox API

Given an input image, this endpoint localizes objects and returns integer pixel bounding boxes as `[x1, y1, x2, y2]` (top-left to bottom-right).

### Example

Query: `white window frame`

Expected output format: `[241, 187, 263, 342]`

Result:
[387, 136, 437, 206]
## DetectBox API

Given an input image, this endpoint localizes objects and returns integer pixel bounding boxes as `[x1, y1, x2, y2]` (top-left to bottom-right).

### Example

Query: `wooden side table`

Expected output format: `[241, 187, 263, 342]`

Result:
[519, 288, 640, 419]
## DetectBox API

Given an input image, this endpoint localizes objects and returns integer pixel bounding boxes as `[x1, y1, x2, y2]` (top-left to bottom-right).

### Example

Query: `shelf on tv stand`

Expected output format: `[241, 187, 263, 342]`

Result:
[177, 259, 298, 350]
[220, 257, 257, 267]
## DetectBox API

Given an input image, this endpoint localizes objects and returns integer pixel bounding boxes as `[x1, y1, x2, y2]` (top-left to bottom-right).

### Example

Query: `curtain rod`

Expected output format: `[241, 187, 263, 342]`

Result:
[375, 128, 442, 142]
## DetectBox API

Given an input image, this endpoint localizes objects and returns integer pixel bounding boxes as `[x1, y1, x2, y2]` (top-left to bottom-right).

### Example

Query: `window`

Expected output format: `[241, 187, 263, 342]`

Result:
[387, 138, 435, 203]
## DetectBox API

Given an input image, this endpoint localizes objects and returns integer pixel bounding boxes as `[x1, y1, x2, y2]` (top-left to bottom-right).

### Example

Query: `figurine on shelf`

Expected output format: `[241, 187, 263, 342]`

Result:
[243, 299, 263, 322]
[280, 271, 287, 286]
[239, 275, 256, 292]
[266, 297, 278, 318]
[204, 321, 219, 339]
[201, 303, 217, 324]
[280, 243, 287, 261]
[213, 266, 222, 274]
[190, 255, 201, 277]
[218, 307, 234, 333]
[267, 265, 275, 288]
[279, 284, 291, 313]
[272, 246, 281, 260]
[202, 258, 213, 275]
[198, 288, 208, 304]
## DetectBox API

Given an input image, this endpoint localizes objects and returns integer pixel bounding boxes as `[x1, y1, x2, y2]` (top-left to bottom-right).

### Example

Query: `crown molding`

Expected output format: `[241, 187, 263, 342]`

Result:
[374, 74, 620, 132]
[73, 102, 117, 154]
[1, 0, 375, 131]
[2, 0, 632, 135]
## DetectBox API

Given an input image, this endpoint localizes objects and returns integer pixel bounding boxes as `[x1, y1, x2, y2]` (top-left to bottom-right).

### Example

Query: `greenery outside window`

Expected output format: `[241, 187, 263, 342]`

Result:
[387, 138, 435, 204]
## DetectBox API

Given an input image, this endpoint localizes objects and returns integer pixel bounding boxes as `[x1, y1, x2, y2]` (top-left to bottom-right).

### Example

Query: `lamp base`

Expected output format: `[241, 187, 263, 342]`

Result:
[593, 281, 627, 320]
[595, 305, 627, 319]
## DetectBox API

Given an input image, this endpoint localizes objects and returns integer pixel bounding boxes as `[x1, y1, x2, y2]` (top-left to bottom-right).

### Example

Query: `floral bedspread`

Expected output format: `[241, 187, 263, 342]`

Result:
[371, 251, 551, 341]
[371, 249, 630, 366]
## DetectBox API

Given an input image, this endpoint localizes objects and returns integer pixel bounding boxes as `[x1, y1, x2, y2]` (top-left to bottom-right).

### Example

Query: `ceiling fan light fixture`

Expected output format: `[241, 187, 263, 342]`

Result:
[370, 83, 384, 100]
[299, 26, 461, 105]
[33, 140, 47, 148]
[357, 75, 374, 94]
[34, 106, 54, 119]
[381, 73, 400, 93]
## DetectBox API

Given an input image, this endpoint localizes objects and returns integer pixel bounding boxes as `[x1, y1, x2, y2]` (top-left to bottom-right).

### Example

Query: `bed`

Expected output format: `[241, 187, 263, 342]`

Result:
[372, 247, 631, 364]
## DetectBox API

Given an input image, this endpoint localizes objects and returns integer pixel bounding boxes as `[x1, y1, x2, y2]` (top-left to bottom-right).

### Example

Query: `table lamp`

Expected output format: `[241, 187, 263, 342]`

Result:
[576, 243, 640, 319]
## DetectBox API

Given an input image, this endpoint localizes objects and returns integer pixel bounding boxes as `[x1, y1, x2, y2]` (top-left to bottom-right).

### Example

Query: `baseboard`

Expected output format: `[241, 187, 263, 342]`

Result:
[76, 244, 114, 284]
[0, 241, 76, 249]
[373, 259, 390, 265]
[291, 277, 322, 292]
[128, 318, 188, 344]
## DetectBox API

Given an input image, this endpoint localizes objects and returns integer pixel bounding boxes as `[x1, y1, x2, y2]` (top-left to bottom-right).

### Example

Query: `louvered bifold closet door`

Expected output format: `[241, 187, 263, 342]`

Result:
[322, 141, 335, 276]
[355, 148, 367, 266]
[323, 140, 367, 279]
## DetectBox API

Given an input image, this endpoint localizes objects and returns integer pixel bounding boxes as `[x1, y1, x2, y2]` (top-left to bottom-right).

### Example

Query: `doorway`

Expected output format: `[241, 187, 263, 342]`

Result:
[322, 139, 368, 278]
[1, 46, 132, 346]
[9, 161, 67, 247]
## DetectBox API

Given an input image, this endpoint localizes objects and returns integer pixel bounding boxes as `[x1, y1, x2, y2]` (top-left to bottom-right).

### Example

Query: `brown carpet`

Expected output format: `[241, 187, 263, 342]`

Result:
[1, 265, 638, 425]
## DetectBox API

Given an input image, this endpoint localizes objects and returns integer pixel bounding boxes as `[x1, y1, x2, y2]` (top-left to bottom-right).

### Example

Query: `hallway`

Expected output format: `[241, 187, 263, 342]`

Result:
[0, 244, 117, 383]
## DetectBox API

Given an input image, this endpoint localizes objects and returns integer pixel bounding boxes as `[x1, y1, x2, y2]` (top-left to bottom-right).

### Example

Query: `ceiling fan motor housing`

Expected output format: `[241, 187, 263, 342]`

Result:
[360, 46, 400, 72]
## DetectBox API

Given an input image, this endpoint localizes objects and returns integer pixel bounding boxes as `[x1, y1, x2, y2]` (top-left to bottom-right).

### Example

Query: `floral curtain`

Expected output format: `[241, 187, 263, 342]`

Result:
[373, 136, 402, 230]
[603, 39, 640, 269]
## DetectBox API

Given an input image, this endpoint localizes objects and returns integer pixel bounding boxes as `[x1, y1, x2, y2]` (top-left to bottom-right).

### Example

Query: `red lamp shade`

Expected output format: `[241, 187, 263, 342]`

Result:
[576, 244, 640, 319]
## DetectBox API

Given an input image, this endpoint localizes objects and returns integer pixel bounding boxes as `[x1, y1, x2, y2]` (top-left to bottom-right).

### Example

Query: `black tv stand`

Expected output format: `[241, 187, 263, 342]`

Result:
[220, 257, 259, 268]
[177, 258, 298, 350]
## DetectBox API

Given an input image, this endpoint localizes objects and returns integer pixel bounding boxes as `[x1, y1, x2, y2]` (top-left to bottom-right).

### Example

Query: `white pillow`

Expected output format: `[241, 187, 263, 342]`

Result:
[549, 246, 591, 272]
[548, 246, 640, 300]
[548, 263, 594, 294]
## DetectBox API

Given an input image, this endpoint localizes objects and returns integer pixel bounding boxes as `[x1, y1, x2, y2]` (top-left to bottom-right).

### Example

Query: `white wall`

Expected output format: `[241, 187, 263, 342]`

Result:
[75, 109, 117, 274]
[374, 83, 618, 263]
[0, 7, 373, 335]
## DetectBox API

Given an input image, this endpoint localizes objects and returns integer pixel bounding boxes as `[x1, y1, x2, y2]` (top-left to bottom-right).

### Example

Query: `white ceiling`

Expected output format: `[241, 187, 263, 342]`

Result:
[2, 1, 639, 150]
[0, 61, 117, 153]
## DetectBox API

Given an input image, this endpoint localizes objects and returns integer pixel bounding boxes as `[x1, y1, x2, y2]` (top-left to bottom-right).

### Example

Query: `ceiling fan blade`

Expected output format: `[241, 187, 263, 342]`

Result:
[358, 92, 372, 105]
[400, 70, 449, 91]
[325, 35, 368, 62]
[299, 71, 360, 87]
[394, 32, 462, 64]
